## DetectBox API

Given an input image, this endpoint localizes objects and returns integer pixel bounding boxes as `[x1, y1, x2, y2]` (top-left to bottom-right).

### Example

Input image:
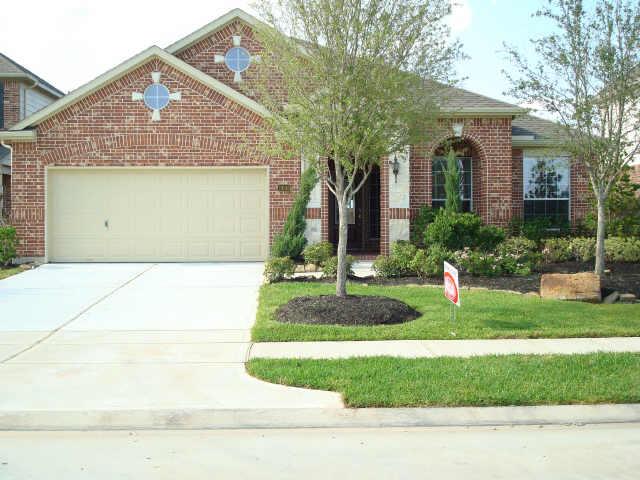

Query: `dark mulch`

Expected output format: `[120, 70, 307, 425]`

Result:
[276, 295, 421, 326]
[358, 261, 640, 297]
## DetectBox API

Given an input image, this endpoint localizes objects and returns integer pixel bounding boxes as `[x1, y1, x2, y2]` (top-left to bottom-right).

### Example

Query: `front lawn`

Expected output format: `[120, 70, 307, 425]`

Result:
[252, 282, 640, 341]
[247, 353, 640, 407]
[0, 266, 23, 281]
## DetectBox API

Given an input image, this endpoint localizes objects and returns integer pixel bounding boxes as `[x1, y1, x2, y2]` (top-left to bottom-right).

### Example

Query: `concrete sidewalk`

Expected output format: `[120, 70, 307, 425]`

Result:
[250, 336, 640, 359]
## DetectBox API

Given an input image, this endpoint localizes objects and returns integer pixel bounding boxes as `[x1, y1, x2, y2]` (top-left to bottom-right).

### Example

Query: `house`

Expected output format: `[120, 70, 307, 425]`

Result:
[0, 53, 64, 218]
[0, 8, 590, 263]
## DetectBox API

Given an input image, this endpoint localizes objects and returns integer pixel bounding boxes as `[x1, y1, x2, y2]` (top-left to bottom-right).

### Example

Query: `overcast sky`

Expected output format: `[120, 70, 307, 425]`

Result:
[0, 0, 552, 108]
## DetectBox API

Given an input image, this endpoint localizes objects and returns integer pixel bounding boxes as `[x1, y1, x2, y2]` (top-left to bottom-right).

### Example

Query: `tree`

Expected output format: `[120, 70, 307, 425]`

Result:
[443, 148, 461, 213]
[251, 0, 462, 296]
[504, 0, 640, 274]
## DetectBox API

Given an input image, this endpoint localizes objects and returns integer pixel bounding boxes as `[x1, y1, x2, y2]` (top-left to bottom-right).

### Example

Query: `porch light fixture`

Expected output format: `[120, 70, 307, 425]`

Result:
[452, 121, 464, 138]
[391, 154, 400, 183]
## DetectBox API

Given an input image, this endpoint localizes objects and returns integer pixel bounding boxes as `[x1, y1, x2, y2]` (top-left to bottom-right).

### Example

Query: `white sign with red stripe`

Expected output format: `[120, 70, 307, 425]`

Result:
[444, 261, 460, 307]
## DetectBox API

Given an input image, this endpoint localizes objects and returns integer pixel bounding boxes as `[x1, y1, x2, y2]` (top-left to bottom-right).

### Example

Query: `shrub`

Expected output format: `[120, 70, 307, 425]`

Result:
[457, 249, 503, 277]
[263, 257, 296, 283]
[0, 225, 17, 267]
[476, 225, 506, 252]
[322, 255, 355, 278]
[542, 237, 573, 263]
[444, 148, 461, 213]
[424, 210, 483, 251]
[410, 244, 453, 278]
[410, 205, 436, 247]
[303, 241, 334, 266]
[605, 237, 640, 263]
[372, 241, 417, 278]
[509, 217, 566, 243]
[570, 237, 596, 262]
[498, 236, 541, 268]
[270, 167, 318, 259]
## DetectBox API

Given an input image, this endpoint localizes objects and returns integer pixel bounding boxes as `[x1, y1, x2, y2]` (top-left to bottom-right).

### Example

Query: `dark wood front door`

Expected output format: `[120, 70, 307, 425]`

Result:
[329, 166, 380, 254]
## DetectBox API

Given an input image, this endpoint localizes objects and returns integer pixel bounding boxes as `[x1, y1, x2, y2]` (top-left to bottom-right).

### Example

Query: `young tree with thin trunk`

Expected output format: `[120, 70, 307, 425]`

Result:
[250, 0, 462, 296]
[504, 0, 640, 274]
[444, 148, 461, 213]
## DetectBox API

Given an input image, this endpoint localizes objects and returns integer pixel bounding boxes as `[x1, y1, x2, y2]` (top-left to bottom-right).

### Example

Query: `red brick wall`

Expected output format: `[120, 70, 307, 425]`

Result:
[2, 80, 21, 128]
[1, 174, 10, 219]
[570, 161, 591, 225]
[410, 117, 513, 227]
[6, 59, 298, 258]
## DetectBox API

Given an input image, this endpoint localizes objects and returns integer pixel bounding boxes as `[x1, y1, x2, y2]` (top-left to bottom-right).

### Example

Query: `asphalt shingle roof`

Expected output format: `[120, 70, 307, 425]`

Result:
[0, 52, 64, 97]
[511, 114, 565, 142]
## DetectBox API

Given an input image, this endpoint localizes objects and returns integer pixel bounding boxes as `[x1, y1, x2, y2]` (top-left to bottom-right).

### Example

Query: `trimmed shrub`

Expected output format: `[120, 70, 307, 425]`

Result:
[270, 167, 318, 259]
[570, 237, 596, 262]
[476, 225, 506, 252]
[372, 241, 417, 278]
[263, 257, 296, 283]
[457, 249, 502, 277]
[424, 210, 484, 251]
[498, 236, 541, 270]
[303, 241, 333, 266]
[542, 237, 573, 263]
[605, 237, 640, 263]
[410, 205, 436, 247]
[0, 225, 17, 267]
[321, 255, 355, 278]
[410, 244, 453, 278]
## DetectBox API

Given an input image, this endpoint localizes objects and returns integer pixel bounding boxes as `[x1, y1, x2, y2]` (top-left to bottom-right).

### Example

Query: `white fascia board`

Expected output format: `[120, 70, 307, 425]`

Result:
[9, 46, 270, 131]
[166, 8, 266, 55]
[0, 130, 37, 142]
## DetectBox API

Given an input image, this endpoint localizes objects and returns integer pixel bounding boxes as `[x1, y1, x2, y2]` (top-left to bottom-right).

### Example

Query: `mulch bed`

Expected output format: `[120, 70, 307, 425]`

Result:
[361, 262, 640, 297]
[276, 295, 421, 326]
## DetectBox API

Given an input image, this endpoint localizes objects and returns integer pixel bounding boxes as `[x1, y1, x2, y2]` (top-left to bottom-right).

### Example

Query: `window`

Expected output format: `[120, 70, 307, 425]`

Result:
[224, 47, 251, 73]
[523, 155, 570, 225]
[432, 156, 472, 212]
[143, 83, 171, 111]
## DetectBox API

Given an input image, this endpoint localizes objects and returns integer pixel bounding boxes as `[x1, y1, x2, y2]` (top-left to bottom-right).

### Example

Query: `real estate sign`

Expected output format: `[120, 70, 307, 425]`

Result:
[444, 261, 460, 307]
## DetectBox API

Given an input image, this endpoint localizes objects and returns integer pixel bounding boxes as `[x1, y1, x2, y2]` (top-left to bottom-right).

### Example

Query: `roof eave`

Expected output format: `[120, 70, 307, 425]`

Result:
[512, 137, 562, 148]
[0, 130, 37, 142]
[441, 107, 529, 118]
[0, 73, 64, 98]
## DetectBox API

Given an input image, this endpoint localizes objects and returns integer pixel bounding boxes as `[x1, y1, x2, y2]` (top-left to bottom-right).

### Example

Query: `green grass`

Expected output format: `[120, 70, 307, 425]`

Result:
[252, 282, 640, 341]
[247, 353, 640, 407]
[0, 266, 22, 280]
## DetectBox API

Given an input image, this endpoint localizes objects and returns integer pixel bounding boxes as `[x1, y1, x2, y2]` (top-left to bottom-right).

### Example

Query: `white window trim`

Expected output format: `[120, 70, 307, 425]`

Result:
[522, 151, 571, 221]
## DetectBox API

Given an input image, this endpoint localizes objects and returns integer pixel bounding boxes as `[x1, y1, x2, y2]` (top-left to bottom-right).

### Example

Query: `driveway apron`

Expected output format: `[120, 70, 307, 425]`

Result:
[0, 263, 342, 410]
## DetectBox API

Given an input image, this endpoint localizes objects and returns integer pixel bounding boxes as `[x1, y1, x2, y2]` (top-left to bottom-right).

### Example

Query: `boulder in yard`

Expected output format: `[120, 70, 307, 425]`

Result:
[540, 272, 601, 303]
[619, 293, 637, 304]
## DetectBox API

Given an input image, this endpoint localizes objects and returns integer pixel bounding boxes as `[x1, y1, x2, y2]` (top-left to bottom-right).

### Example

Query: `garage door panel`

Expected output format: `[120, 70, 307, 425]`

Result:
[47, 168, 268, 262]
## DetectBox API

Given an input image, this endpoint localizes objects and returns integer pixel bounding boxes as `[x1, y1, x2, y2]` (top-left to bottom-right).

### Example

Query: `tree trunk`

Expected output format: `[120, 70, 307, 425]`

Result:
[594, 194, 606, 275]
[335, 194, 349, 297]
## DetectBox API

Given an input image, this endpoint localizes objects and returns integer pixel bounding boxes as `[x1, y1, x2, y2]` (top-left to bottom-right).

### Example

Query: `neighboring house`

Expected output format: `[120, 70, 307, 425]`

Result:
[0, 8, 590, 263]
[0, 53, 64, 218]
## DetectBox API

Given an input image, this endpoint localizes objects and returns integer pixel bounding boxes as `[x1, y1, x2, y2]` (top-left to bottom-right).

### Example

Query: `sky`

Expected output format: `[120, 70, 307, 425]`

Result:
[0, 0, 554, 110]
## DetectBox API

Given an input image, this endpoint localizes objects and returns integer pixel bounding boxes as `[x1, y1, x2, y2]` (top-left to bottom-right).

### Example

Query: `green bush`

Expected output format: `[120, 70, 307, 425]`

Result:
[424, 210, 484, 251]
[542, 237, 574, 263]
[270, 167, 318, 259]
[263, 257, 296, 283]
[303, 241, 334, 266]
[0, 225, 17, 267]
[570, 237, 596, 262]
[410, 205, 436, 247]
[372, 241, 417, 278]
[497, 236, 541, 270]
[321, 255, 355, 278]
[457, 249, 502, 277]
[605, 237, 640, 263]
[509, 217, 569, 243]
[476, 225, 506, 252]
[410, 244, 453, 278]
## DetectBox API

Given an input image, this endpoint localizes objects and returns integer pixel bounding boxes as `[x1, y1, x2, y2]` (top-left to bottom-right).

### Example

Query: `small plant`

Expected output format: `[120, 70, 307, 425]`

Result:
[457, 249, 503, 277]
[444, 148, 461, 213]
[497, 236, 541, 269]
[372, 242, 418, 278]
[424, 210, 483, 251]
[605, 237, 640, 263]
[270, 167, 318, 259]
[0, 225, 18, 267]
[570, 237, 596, 263]
[263, 257, 296, 283]
[476, 225, 506, 252]
[303, 241, 334, 266]
[410, 204, 436, 247]
[322, 255, 355, 278]
[542, 237, 573, 263]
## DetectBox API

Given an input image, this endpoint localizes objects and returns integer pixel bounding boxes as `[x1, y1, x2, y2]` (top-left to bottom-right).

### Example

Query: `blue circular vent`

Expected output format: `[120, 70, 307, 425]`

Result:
[225, 47, 251, 73]
[143, 83, 171, 110]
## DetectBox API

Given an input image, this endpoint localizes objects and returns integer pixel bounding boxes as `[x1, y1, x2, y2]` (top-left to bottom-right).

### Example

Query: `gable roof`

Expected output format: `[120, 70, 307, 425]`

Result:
[0, 52, 65, 98]
[441, 85, 527, 116]
[166, 8, 266, 55]
[4, 45, 270, 134]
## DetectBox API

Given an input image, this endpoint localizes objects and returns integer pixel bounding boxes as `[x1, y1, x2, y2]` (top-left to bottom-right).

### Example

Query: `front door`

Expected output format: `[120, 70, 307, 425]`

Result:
[329, 166, 380, 254]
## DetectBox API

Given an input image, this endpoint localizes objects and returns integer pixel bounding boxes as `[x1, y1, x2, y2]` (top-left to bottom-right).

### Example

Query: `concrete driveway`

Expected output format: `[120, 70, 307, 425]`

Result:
[0, 263, 342, 411]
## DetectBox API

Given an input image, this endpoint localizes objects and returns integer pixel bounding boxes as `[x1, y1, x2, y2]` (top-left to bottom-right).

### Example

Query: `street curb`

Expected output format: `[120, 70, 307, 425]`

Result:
[1, 404, 639, 431]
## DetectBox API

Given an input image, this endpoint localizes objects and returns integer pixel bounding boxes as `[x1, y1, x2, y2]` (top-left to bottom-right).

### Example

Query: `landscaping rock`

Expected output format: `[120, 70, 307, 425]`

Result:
[294, 264, 306, 273]
[603, 291, 620, 304]
[619, 293, 637, 304]
[304, 263, 319, 273]
[540, 272, 601, 302]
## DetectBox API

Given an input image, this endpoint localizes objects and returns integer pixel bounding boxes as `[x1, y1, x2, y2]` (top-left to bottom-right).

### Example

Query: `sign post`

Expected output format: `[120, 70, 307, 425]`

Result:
[443, 261, 460, 323]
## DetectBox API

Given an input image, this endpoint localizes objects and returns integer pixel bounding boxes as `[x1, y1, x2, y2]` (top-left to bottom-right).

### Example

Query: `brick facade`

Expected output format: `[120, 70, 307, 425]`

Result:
[2, 80, 20, 128]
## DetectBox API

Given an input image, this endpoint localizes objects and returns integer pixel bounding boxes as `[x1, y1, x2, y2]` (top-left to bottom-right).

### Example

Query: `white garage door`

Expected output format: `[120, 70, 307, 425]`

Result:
[47, 168, 268, 262]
